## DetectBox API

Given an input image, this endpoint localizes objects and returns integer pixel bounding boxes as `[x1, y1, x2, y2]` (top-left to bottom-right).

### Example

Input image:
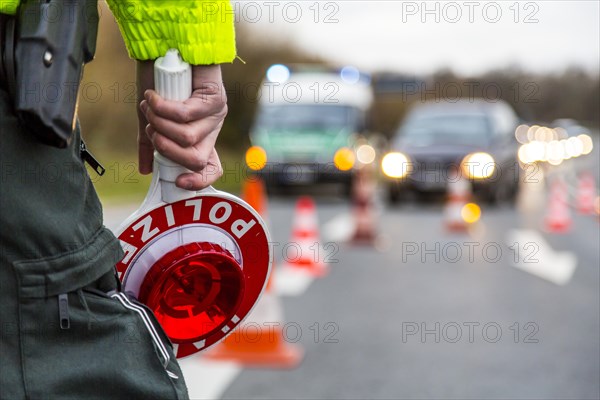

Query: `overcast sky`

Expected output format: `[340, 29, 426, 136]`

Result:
[236, 0, 600, 75]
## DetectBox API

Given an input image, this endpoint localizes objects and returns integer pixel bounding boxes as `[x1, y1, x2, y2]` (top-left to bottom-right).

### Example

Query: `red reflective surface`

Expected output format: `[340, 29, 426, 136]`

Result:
[139, 242, 245, 343]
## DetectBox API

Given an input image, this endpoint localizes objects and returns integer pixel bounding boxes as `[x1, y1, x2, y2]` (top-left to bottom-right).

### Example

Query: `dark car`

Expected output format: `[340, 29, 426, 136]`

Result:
[382, 99, 521, 204]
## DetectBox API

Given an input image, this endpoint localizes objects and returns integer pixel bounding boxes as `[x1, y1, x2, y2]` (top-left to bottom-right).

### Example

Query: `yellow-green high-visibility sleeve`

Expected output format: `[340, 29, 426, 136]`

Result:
[106, 0, 236, 65]
[0, 1, 19, 15]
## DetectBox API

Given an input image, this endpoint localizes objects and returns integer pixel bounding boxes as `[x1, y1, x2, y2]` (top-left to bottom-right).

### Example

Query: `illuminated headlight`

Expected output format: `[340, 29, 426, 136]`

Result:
[266, 64, 290, 83]
[461, 152, 495, 179]
[381, 152, 411, 178]
[245, 146, 267, 171]
[334, 147, 355, 171]
[356, 144, 376, 165]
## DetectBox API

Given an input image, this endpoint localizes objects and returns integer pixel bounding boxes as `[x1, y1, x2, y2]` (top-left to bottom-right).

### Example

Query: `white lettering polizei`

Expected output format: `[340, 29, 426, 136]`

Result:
[209, 202, 232, 224]
[132, 215, 160, 243]
[232, 219, 257, 239]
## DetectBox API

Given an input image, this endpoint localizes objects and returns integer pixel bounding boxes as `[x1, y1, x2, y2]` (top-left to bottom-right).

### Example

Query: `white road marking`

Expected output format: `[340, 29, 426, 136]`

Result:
[322, 212, 354, 243]
[274, 265, 315, 296]
[178, 356, 242, 400]
[506, 229, 577, 286]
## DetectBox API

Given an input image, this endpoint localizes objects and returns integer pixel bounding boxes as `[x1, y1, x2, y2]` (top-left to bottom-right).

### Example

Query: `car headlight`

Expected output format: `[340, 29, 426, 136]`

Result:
[334, 147, 355, 171]
[245, 146, 268, 171]
[381, 152, 411, 178]
[356, 144, 376, 165]
[461, 152, 495, 179]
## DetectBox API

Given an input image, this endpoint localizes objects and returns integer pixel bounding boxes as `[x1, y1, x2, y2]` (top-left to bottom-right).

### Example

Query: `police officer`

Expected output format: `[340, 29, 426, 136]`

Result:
[1, 1, 234, 398]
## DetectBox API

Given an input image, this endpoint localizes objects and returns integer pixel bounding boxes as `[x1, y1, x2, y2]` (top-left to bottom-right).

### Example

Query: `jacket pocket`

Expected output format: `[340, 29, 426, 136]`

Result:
[11, 229, 187, 399]
[13, 227, 123, 299]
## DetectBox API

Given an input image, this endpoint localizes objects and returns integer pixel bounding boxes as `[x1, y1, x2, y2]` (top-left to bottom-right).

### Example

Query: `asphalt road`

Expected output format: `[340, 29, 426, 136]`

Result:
[103, 154, 599, 400]
[222, 196, 598, 399]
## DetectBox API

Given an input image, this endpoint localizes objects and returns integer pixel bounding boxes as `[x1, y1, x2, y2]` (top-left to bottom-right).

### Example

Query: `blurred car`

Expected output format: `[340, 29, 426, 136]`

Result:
[382, 99, 521, 204]
[245, 65, 373, 193]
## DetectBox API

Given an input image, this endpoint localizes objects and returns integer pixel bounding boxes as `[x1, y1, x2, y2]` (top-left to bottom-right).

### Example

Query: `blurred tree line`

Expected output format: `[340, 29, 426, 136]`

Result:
[79, 3, 599, 158]
[78, 7, 322, 156]
[371, 68, 599, 137]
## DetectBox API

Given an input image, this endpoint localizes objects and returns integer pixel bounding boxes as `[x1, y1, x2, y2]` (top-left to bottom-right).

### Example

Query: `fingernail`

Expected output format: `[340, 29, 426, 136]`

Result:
[144, 90, 152, 101]
[140, 101, 147, 112]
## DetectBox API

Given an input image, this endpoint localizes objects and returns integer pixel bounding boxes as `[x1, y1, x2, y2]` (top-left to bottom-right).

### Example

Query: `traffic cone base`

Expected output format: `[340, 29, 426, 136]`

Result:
[544, 219, 571, 233]
[283, 260, 328, 277]
[445, 203, 469, 232]
[205, 332, 304, 369]
[576, 172, 597, 215]
[351, 164, 378, 245]
[446, 221, 468, 232]
[351, 199, 377, 244]
[203, 292, 305, 368]
[352, 231, 377, 244]
[204, 293, 304, 368]
[285, 197, 329, 277]
[444, 170, 473, 232]
[545, 179, 572, 234]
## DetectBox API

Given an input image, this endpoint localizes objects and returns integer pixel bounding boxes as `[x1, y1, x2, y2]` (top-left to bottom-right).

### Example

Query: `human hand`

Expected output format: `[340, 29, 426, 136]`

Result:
[136, 61, 226, 190]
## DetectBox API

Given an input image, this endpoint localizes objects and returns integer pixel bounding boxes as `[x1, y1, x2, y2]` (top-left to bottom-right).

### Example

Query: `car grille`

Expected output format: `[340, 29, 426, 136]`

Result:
[409, 159, 460, 189]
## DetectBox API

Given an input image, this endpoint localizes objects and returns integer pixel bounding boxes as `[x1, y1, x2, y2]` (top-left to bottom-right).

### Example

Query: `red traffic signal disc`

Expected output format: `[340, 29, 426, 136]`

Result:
[116, 193, 271, 358]
[139, 242, 245, 343]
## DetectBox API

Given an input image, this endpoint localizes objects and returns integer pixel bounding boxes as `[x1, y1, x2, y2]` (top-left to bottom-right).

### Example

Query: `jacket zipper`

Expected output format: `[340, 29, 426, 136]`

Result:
[80, 141, 105, 176]
[58, 293, 70, 329]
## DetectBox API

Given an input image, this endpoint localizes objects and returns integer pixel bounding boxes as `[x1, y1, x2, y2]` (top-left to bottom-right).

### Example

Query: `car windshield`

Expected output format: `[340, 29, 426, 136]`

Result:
[255, 105, 358, 132]
[397, 114, 492, 147]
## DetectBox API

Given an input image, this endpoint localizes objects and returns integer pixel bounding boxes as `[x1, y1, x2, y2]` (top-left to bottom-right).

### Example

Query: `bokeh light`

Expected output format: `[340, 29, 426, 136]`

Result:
[356, 144, 376, 165]
[568, 136, 584, 157]
[461, 152, 495, 179]
[340, 66, 361, 84]
[245, 146, 268, 171]
[334, 147, 355, 171]
[266, 64, 290, 83]
[514, 124, 530, 144]
[578, 134, 594, 155]
[461, 203, 481, 224]
[381, 152, 411, 178]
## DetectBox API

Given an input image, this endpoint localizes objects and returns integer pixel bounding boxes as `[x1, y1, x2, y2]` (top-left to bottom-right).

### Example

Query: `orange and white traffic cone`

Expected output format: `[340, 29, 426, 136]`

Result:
[545, 178, 572, 233]
[241, 175, 269, 222]
[203, 289, 304, 368]
[240, 175, 274, 290]
[351, 164, 378, 245]
[204, 176, 304, 368]
[444, 173, 472, 232]
[283, 197, 328, 277]
[576, 172, 597, 215]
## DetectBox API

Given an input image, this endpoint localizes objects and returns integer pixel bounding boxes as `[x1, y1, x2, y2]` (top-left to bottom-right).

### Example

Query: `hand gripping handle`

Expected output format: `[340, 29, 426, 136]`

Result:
[153, 49, 198, 203]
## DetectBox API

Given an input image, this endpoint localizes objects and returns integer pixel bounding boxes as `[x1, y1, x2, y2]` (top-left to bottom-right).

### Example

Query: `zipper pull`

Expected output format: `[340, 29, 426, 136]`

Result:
[80, 141, 105, 176]
[58, 293, 70, 330]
